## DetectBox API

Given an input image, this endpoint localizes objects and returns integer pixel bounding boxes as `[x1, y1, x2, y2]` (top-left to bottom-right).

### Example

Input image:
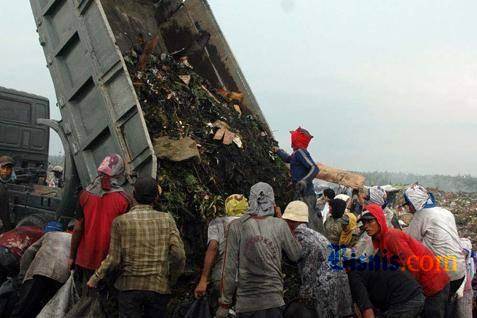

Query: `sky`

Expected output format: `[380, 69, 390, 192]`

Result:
[1, 1, 476, 175]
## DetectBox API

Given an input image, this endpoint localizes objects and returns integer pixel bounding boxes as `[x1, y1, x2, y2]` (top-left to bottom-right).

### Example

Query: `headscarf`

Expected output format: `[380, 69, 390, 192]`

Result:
[85, 154, 126, 197]
[368, 186, 387, 207]
[247, 182, 275, 217]
[404, 184, 436, 211]
[290, 127, 313, 150]
[225, 194, 249, 217]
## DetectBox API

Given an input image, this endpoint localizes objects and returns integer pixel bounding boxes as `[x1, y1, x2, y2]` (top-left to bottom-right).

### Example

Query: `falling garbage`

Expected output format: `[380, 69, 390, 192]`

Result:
[125, 48, 294, 283]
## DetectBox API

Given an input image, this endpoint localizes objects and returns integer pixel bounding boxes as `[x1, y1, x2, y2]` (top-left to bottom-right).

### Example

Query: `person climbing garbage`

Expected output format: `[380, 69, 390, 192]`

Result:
[273, 127, 322, 233]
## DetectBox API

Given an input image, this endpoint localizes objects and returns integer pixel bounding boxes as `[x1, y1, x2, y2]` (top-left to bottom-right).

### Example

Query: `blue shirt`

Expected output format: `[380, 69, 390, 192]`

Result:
[277, 148, 319, 184]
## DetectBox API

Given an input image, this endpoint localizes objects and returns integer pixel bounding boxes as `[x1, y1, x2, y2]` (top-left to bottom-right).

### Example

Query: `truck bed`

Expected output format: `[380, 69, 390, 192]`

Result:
[29, 0, 266, 189]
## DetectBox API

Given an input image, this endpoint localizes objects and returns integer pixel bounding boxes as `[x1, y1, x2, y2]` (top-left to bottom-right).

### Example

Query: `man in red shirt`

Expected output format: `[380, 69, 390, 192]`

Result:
[360, 204, 450, 318]
[69, 154, 131, 296]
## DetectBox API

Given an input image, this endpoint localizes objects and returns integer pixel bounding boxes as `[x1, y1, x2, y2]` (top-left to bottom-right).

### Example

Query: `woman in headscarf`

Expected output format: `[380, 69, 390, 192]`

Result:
[334, 194, 358, 247]
[69, 154, 131, 296]
[368, 186, 401, 229]
[194, 194, 249, 310]
[282, 200, 353, 317]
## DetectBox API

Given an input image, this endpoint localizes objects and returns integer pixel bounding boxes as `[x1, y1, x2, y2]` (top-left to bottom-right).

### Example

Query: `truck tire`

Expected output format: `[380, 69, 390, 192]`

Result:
[16, 213, 54, 229]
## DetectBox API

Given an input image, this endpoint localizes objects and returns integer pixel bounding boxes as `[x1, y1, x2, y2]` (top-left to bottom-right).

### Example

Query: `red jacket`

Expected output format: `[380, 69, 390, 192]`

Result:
[366, 204, 449, 297]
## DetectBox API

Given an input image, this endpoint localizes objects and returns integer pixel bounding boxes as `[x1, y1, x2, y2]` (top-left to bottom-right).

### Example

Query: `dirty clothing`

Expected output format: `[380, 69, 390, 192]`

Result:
[276, 149, 319, 186]
[295, 224, 353, 317]
[323, 216, 343, 246]
[118, 290, 169, 318]
[220, 215, 301, 313]
[207, 216, 239, 283]
[339, 211, 357, 246]
[0, 182, 12, 231]
[19, 232, 71, 284]
[90, 204, 186, 294]
[11, 275, 62, 318]
[0, 226, 43, 260]
[365, 204, 450, 297]
[237, 307, 283, 318]
[347, 260, 424, 315]
[423, 283, 449, 318]
[75, 190, 130, 270]
[407, 206, 466, 282]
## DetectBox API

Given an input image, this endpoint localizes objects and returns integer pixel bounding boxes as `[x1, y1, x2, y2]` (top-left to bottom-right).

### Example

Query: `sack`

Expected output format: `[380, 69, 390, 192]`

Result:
[37, 274, 79, 318]
[184, 297, 212, 318]
[65, 292, 105, 318]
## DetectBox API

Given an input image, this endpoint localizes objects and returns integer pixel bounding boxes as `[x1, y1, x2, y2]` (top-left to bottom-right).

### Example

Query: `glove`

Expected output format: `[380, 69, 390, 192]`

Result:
[216, 306, 229, 318]
[295, 180, 307, 193]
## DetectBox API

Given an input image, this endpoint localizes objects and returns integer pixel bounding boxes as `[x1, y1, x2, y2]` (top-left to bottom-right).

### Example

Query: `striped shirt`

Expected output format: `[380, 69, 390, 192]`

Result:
[90, 204, 186, 294]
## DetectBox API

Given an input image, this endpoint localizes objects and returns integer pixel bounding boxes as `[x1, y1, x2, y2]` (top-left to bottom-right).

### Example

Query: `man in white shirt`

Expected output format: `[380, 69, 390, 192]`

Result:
[404, 184, 466, 315]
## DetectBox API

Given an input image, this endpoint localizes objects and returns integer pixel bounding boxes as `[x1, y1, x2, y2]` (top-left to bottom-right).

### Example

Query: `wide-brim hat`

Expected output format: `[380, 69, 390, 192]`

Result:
[282, 200, 309, 223]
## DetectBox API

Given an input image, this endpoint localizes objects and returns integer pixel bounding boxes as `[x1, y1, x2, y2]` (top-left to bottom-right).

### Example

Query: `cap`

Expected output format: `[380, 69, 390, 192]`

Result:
[335, 194, 350, 202]
[282, 201, 309, 223]
[0, 156, 14, 168]
[52, 165, 64, 173]
[360, 211, 376, 222]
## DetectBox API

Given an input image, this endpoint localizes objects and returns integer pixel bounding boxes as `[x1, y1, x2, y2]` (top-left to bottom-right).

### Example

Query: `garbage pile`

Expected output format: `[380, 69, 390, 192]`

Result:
[124, 48, 293, 271]
[432, 190, 477, 248]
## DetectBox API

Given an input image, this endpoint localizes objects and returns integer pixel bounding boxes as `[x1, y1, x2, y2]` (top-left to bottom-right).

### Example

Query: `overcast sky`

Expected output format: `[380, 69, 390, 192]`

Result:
[1, 1, 476, 175]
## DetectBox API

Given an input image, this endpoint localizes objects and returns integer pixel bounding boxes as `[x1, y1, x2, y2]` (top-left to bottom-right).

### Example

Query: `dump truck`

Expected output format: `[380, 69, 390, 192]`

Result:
[28, 0, 267, 218]
[0, 86, 65, 225]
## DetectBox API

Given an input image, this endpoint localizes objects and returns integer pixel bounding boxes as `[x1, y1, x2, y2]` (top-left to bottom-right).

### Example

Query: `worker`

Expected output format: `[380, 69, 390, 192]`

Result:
[323, 198, 347, 246]
[360, 204, 450, 318]
[47, 165, 64, 188]
[273, 127, 322, 233]
[334, 194, 358, 247]
[194, 194, 249, 311]
[0, 226, 44, 285]
[321, 188, 335, 224]
[217, 182, 302, 318]
[87, 177, 186, 318]
[0, 156, 15, 231]
[282, 201, 353, 317]
[11, 221, 72, 318]
[367, 186, 400, 229]
[344, 249, 425, 318]
[404, 184, 466, 316]
[69, 154, 131, 296]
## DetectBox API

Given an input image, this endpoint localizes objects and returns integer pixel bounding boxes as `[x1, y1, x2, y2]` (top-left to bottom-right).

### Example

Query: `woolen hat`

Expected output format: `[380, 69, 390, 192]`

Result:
[0, 156, 14, 168]
[282, 201, 309, 223]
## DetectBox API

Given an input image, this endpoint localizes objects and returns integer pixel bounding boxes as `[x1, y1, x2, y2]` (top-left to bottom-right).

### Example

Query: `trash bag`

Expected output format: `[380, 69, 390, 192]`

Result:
[65, 292, 106, 318]
[184, 297, 211, 318]
[37, 273, 79, 318]
[0, 278, 19, 317]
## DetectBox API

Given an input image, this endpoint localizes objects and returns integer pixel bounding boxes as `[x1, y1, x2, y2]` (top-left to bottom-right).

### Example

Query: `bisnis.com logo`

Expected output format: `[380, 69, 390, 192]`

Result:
[327, 244, 459, 273]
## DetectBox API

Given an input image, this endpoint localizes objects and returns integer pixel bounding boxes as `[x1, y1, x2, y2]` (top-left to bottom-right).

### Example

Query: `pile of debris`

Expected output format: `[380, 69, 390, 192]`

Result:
[124, 48, 293, 280]
[432, 190, 477, 248]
